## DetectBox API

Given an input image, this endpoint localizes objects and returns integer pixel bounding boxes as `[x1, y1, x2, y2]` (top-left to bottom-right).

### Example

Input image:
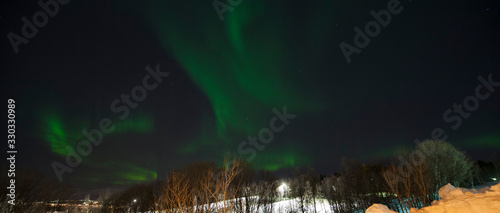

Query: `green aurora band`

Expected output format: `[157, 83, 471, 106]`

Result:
[457, 134, 500, 149]
[41, 111, 154, 156]
[40, 108, 157, 184]
[138, 0, 331, 170]
[40, 109, 90, 156]
[76, 160, 158, 185]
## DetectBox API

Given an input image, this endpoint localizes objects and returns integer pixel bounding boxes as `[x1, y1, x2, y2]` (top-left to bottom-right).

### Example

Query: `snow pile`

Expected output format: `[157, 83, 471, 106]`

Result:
[366, 204, 398, 213]
[365, 182, 500, 213]
[411, 182, 500, 213]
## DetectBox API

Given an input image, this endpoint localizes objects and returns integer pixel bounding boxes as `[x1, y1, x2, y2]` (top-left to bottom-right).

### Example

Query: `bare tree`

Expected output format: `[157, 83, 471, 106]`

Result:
[253, 171, 277, 213]
[232, 161, 254, 213]
[203, 153, 243, 213]
[383, 163, 433, 211]
[160, 169, 195, 212]
[415, 140, 473, 188]
[155, 152, 243, 213]
[383, 140, 473, 211]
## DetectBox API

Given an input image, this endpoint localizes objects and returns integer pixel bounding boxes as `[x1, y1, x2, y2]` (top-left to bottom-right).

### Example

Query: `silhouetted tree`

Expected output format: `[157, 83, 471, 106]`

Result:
[0, 170, 74, 213]
[155, 152, 243, 213]
[383, 140, 473, 211]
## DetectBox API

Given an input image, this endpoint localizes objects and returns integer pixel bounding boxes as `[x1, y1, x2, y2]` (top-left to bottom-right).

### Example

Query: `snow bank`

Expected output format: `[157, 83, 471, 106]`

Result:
[366, 204, 398, 213]
[365, 182, 500, 213]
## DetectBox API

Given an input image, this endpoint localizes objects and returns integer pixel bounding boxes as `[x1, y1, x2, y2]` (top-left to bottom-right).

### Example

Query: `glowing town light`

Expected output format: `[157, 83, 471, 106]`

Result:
[278, 182, 288, 199]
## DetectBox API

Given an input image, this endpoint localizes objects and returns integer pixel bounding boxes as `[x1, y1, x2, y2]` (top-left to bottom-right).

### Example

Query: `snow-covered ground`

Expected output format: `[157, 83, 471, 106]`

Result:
[143, 183, 500, 213]
[259, 198, 333, 213]
[185, 197, 335, 213]
[366, 182, 500, 213]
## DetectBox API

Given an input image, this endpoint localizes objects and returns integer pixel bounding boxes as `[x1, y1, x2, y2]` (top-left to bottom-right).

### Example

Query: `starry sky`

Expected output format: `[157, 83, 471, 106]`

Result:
[1, 0, 499, 193]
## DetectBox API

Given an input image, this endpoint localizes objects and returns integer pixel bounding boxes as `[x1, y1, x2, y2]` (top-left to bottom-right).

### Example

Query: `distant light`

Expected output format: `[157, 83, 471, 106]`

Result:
[493, 178, 497, 181]
[278, 183, 288, 198]
[133, 199, 137, 203]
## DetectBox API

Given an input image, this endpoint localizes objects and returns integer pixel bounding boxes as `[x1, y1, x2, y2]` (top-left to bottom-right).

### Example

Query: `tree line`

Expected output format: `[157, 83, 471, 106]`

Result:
[1, 140, 499, 212]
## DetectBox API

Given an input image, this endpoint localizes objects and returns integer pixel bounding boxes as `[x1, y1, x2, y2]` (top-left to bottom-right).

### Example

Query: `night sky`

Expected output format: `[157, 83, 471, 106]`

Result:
[1, 0, 499, 193]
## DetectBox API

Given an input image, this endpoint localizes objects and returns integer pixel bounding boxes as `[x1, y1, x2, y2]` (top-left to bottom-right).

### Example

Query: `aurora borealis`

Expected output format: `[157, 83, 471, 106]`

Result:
[138, 0, 328, 169]
[1, 0, 499, 195]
